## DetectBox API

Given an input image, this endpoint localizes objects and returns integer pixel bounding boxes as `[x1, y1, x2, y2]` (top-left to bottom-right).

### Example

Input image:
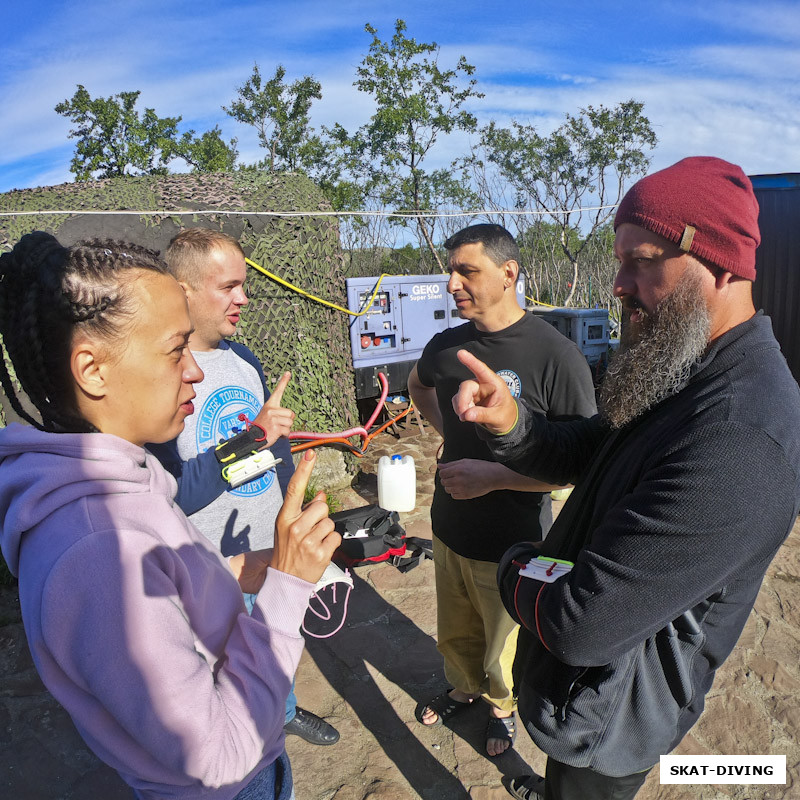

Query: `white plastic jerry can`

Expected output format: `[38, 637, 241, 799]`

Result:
[377, 454, 416, 512]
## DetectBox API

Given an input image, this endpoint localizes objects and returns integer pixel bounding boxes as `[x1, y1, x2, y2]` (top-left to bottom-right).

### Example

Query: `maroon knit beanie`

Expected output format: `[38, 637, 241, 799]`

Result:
[614, 156, 760, 280]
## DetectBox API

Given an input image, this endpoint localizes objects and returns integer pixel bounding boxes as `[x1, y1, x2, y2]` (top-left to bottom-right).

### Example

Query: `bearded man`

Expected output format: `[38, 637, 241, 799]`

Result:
[449, 157, 800, 800]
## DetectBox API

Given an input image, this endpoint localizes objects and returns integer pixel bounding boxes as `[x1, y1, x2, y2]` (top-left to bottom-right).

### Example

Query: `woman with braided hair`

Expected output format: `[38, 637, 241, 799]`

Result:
[0, 232, 340, 800]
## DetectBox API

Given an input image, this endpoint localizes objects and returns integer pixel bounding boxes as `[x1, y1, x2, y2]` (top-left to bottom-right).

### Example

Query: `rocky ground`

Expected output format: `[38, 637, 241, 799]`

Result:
[1, 411, 799, 799]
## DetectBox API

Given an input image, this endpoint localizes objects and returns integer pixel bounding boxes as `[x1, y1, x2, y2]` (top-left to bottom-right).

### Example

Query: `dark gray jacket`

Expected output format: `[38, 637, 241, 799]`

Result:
[493, 313, 800, 776]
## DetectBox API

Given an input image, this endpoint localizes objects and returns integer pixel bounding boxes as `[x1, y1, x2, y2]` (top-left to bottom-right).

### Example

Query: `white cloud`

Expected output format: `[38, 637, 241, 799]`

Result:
[692, 0, 800, 42]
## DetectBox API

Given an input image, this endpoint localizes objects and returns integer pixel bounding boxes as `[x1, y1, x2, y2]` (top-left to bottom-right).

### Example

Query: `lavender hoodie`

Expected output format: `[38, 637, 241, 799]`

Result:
[0, 423, 314, 800]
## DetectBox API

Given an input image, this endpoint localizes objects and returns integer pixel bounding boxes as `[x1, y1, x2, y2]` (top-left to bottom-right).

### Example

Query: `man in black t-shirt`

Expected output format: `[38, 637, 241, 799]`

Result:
[408, 224, 596, 757]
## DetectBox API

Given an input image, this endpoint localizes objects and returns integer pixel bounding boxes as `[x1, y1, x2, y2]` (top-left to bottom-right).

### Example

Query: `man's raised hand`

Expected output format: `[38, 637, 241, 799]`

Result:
[452, 350, 518, 435]
[254, 371, 295, 447]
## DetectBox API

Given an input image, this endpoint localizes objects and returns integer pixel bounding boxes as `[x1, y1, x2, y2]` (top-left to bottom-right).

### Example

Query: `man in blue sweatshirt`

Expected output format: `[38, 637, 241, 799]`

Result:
[150, 228, 340, 748]
[452, 157, 800, 799]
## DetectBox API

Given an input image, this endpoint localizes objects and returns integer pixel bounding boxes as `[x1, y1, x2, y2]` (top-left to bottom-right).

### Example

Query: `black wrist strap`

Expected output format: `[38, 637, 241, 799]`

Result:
[214, 428, 263, 464]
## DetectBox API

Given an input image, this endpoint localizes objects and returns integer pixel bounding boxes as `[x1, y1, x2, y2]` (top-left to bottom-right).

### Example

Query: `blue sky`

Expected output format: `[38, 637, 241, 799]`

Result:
[2, 0, 799, 195]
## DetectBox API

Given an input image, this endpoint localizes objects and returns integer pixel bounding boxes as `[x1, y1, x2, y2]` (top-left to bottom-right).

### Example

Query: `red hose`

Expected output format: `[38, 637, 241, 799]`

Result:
[289, 372, 411, 456]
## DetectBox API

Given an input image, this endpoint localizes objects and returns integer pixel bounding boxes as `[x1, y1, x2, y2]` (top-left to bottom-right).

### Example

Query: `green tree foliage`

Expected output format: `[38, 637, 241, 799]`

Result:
[379, 243, 425, 275]
[55, 86, 183, 179]
[472, 100, 656, 305]
[55, 86, 238, 179]
[177, 126, 239, 173]
[321, 19, 483, 272]
[224, 64, 322, 172]
[515, 220, 619, 314]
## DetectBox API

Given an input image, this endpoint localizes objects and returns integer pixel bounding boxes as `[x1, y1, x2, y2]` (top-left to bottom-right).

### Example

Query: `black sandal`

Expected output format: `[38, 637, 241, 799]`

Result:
[506, 773, 545, 799]
[416, 690, 474, 727]
[486, 712, 516, 756]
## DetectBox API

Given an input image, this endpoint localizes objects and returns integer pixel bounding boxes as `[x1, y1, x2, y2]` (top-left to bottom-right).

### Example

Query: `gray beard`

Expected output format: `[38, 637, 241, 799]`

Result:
[598, 269, 712, 429]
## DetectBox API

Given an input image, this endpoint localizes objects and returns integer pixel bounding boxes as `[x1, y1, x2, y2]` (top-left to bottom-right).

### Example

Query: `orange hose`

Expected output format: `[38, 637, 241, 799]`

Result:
[364, 403, 413, 443]
[288, 392, 415, 457]
[290, 437, 365, 456]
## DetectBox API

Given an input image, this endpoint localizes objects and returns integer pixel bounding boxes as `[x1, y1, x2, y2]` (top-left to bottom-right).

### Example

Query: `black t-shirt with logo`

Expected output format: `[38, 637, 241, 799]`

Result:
[416, 312, 597, 562]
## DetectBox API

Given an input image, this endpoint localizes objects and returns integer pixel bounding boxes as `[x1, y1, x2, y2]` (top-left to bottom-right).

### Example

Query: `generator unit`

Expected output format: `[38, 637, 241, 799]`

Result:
[529, 307, 612, 366]
[347, 274, 525, 399]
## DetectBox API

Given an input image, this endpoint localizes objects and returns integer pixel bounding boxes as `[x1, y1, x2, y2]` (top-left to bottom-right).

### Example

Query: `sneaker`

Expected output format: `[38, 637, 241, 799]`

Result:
[507, 773, 545, 799]
[284, 707, 340, 746]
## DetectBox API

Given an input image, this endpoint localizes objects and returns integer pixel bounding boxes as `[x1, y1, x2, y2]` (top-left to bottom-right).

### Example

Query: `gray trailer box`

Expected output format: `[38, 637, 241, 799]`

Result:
[529, 307, 612, 366]
[346, 274, 525, 399]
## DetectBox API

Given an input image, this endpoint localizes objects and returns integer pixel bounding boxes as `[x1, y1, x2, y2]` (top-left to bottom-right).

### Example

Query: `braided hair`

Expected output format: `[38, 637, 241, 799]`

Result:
[0, 232, 169, 433]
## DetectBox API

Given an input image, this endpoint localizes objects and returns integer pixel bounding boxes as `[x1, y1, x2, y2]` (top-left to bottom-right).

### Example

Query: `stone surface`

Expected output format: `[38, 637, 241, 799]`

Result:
[1, 418, 799, 799]
[308, 447, 353, 491]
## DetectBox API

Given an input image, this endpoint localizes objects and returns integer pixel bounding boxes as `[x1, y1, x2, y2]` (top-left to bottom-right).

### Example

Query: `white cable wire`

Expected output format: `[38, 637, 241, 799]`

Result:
[0, 204, 619, 218]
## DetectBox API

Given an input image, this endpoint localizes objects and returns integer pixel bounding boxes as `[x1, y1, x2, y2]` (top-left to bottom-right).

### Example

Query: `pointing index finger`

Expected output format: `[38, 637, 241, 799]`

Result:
[265, 371, 291, 407]
[280, 449, 315, 517]
[456, 350, 497, 384]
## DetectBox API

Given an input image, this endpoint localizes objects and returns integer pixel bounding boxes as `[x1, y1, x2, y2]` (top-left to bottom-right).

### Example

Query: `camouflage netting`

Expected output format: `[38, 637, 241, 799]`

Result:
[0, 172, 360, 481]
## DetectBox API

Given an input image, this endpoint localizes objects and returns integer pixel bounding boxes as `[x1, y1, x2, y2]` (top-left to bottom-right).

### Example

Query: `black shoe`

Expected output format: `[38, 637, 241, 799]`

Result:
[284, 707, 340, 745]
[506, 773, 545, 799]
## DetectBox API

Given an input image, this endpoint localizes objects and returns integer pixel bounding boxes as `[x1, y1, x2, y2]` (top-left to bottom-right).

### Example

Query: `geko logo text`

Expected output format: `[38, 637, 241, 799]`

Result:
[411, 284, 442, 298]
